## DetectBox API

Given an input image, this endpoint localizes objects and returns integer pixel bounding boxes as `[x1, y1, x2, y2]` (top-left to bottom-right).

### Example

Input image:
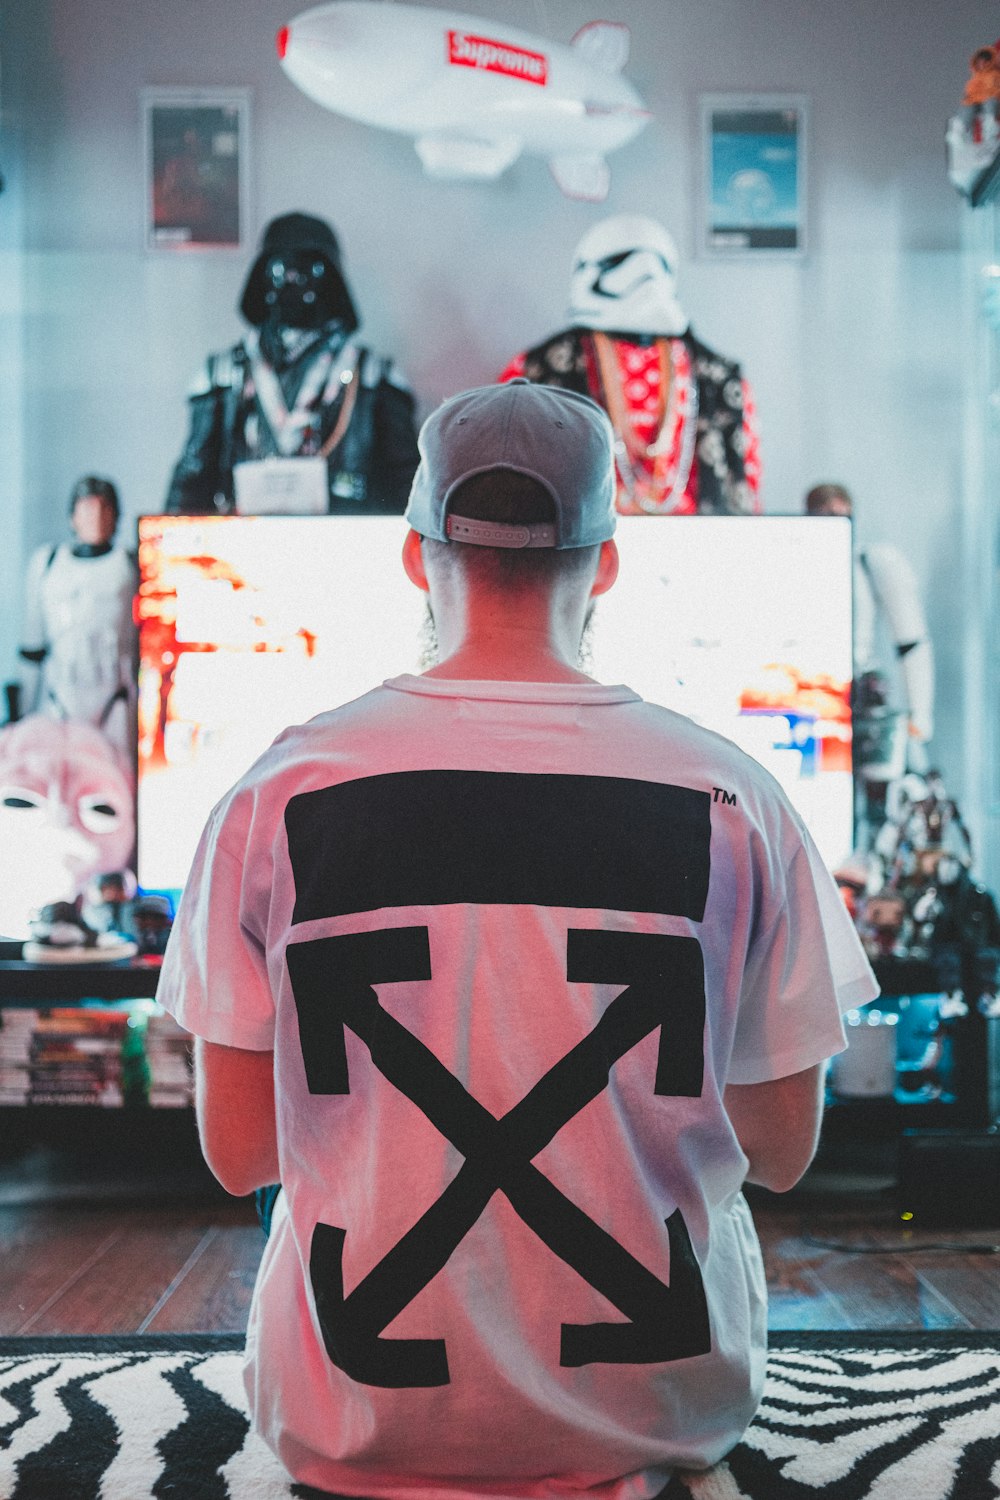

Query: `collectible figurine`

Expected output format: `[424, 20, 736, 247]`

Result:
[858, 891, 910, 960]
[19, 476, 139, 761]
[499, 213, 761, 514]
[946, 40, 1000, 197]
[125, 894, 174, 957]
[23, 899, 136, 964]
[165, 212, 419, 515]
[804, 482, 934, 847]
[850, 765, 1000, 1025]
[277, 4, 650, 201]
[0, 716, 135, 943]
[960, 42, 1000, 143]
[82, 870, 136, 937]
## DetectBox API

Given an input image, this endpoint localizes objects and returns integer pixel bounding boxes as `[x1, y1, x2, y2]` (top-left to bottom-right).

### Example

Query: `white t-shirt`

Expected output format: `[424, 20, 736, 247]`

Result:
[158, 674, 877, 1500]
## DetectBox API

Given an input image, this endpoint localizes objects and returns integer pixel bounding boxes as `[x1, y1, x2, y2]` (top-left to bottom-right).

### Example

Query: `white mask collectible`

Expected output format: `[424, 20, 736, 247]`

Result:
[568, 214, 688, 336]
[0, 716, 135, 939]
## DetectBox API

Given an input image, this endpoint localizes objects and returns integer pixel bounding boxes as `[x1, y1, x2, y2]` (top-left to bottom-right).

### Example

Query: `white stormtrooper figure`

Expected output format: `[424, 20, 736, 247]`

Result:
[567, 214, 688, 336]
[19, 476, 139, 761]
[501, 213, 761, 514]
[805, 483, 934, 851]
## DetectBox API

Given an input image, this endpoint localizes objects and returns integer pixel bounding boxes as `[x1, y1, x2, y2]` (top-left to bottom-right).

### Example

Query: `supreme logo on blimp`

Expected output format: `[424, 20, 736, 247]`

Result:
[447, 31, 549, 86]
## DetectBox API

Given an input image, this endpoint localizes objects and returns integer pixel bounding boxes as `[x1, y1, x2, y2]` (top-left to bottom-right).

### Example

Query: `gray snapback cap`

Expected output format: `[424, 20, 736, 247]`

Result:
[405, 378, 617, 549]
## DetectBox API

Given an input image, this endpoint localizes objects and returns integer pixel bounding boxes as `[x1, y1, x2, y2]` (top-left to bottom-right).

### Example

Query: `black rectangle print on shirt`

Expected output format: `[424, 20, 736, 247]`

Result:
[286, 771, 710, 923]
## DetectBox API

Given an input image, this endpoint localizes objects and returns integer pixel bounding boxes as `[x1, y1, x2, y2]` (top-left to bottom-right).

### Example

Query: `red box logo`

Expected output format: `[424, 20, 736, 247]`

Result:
[447, 30, 548, 86]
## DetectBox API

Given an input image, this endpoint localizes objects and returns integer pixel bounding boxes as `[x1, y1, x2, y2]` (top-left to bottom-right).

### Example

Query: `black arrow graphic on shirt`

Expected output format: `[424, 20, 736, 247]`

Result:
[288, 926, 711, 1388]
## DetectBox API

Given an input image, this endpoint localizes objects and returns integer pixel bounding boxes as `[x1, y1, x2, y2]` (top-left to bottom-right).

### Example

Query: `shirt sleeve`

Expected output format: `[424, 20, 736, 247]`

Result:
[727, 821, 879, 1085]
[156, 811, 276, 1051]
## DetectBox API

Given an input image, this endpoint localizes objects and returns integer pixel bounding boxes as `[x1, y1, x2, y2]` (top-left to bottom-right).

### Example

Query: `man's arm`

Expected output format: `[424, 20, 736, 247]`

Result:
[194, 1037, 279, 1197]
[723, 1062, 826, 1193]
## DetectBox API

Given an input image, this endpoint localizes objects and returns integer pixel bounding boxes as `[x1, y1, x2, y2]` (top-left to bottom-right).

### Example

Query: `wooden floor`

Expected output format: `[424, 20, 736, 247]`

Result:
[0, 1129, 998, 1338]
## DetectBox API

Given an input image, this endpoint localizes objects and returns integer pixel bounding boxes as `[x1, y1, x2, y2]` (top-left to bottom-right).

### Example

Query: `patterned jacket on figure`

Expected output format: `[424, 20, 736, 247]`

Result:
[502, 214, 761, 516]
[500, 327, 760, 516]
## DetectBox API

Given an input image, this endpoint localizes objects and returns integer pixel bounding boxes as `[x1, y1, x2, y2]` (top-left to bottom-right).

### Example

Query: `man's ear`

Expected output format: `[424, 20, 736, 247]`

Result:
[402, 528, 430, 593]
[590, 538, 619, 598]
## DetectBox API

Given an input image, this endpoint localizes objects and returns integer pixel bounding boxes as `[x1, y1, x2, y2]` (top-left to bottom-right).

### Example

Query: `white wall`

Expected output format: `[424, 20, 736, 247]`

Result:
[1, 0, 996, 850]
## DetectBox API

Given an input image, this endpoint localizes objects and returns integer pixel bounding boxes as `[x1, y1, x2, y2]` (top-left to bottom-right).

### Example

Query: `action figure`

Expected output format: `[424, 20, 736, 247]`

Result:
[0, 716, 135, 942]
[860, 770, 1000, 1019]
[805, 483, 934, 844]
[19, 476, 139, 761]
[165, 212, 419, 515]
[946, 39, 1000, 197]
[499, 213, 761, 514]
[960, 42, 1000, 143]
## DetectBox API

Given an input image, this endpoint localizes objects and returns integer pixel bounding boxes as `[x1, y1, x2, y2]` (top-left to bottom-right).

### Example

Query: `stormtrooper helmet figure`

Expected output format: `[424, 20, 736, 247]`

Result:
[568, 214, 688, 336]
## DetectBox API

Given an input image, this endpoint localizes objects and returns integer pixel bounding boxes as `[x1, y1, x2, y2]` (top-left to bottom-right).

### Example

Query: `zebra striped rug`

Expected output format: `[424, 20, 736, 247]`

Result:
[0, 1331, 997, 1499]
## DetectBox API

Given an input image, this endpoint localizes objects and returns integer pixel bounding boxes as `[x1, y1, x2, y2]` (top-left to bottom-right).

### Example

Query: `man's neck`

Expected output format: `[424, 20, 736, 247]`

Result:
[409, 536, 612, 687]
[422, 627, 594, 685]
[423, 656, 594, 684]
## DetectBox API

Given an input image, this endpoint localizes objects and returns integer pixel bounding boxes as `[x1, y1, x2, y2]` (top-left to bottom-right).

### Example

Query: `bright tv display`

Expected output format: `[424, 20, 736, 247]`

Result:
[590, 515, 854, 869]
[137, 514, 853, 896]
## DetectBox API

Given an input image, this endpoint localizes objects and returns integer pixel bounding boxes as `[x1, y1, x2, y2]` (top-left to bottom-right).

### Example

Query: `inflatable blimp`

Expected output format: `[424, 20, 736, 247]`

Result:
[277, 2, 651, 200]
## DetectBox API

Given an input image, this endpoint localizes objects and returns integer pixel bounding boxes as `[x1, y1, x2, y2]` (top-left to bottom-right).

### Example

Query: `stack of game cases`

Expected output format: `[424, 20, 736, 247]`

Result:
[0, 1008, 129, 1106]
[144, 1008, 195, 1107]
[0, 1010, 34, 1105]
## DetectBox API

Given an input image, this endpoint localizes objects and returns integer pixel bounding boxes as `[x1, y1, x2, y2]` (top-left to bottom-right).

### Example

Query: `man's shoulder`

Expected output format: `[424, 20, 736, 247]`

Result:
[626, 697, 804, 821]
[236, 685, 400, 786]
[631, 696, 757, 761]
[202, 686, 395, 854]
[216, 683, 799, 841]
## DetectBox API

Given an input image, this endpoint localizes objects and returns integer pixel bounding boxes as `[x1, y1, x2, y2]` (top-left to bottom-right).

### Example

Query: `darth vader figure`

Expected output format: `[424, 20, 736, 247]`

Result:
[166, 212, 419, 514]
[500, 214, 760, 515]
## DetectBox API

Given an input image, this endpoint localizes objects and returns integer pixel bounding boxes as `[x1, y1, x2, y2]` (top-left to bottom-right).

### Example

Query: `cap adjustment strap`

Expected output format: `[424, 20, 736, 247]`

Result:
[446, 516, 557, 549]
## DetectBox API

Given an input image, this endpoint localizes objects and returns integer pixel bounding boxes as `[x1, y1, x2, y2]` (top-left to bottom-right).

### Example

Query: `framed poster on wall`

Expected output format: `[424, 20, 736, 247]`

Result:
[700, 94, 807, 255]
[142, 88, 250, 250]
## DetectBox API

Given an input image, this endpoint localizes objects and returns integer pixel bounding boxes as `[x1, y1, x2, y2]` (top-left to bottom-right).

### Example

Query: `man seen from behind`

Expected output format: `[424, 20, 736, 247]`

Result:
[157, 378, 878, 1498]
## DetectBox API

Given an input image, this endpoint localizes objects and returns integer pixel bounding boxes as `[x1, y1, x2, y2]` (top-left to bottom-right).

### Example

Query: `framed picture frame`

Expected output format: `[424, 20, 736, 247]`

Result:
[142, 88, 251, 251]
[699, 94, 808, 255]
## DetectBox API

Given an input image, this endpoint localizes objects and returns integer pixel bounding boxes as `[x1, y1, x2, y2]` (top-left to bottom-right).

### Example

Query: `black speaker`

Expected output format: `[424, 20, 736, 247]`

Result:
[897, 1128, 1000, 1227]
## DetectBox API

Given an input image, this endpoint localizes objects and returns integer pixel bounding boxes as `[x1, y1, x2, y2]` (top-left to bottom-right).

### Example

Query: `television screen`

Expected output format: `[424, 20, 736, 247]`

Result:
[589, 515, 854, 870]
[137, 513, 853, 897]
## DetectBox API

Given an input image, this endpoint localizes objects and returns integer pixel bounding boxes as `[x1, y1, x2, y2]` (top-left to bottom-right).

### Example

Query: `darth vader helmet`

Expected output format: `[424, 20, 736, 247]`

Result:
[240, 212, 359, 333]
[568, 214, 687, 337]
